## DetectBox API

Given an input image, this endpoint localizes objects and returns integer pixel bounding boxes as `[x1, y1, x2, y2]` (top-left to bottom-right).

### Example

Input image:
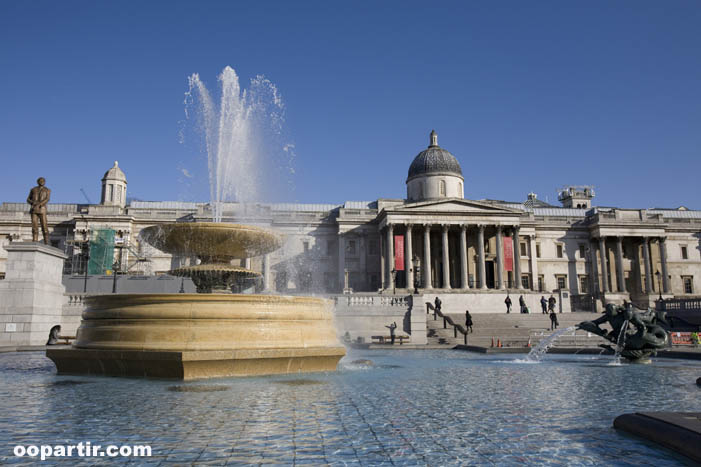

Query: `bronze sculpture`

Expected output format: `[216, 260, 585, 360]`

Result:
[26, 177, 51, 244]
[578, 303, 669, 362]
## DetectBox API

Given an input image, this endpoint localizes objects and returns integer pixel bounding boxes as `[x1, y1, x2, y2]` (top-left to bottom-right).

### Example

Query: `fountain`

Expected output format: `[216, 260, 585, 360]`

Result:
[577, 303, 669, 363]
[46, 68, 345, 379]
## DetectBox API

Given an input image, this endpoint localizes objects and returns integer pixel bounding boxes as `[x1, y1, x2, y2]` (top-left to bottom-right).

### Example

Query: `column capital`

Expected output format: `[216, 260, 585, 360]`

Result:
[441, 224, 450, 232]
[478, 224, 486, 232]
[406, 223, 413, 231]
[387, 223, 394, 232]
[460, 224, 468, 232]
[658, 236, 667, 243]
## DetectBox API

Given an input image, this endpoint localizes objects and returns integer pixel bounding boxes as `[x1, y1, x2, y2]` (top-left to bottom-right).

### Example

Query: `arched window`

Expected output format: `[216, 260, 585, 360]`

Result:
[439, 180, 446, 196]
[458, 182, 463, 197]
[108, 184, 114, 202]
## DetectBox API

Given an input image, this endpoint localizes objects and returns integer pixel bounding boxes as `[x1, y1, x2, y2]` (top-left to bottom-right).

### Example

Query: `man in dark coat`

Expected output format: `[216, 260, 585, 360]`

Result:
[540, 296, 548, 314]
[504, 295, 512, 314]
[548, 295, 557, 313]
[519, 295, 526, 313]
[465, 310, 473, 333]
[386, 322, 397, 344]
[549, 310, 559, 330]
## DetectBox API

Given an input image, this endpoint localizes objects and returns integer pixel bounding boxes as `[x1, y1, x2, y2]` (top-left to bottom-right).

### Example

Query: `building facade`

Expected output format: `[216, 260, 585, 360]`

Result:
[1, 132, 700, 312]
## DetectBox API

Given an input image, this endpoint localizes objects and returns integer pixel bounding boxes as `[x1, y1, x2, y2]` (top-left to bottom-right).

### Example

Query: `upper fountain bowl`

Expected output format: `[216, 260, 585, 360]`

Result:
[140, 222, 282, 260]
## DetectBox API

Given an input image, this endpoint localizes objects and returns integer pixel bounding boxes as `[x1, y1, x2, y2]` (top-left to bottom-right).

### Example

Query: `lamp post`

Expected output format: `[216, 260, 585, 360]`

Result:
[391, 269, 397, 295]
[655, 270, 662, 300]
[82, 241, 90, 294]
[412, 254, 421, 295]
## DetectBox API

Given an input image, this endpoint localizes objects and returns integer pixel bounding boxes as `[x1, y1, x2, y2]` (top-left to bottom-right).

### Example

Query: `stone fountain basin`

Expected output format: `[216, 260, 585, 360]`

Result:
[139, 222, 282, 260]
[47, 294, 346, 379]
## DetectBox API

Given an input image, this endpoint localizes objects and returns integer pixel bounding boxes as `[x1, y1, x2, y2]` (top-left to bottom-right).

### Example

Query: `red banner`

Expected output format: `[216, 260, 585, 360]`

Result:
[394, 235, 405, 271]
[503, 236, 513, 272]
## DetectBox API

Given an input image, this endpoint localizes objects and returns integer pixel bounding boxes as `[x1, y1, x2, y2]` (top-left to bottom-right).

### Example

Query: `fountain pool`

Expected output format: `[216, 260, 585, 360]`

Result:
[3, 350, 698, 465]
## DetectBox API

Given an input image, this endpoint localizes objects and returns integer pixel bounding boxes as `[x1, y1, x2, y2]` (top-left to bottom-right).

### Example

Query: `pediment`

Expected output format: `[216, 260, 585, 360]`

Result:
[391, 199, 522, 215]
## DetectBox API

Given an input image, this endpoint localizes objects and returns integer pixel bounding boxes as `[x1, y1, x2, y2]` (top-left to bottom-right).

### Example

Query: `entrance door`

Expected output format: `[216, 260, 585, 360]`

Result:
[486, 260, 495, 289]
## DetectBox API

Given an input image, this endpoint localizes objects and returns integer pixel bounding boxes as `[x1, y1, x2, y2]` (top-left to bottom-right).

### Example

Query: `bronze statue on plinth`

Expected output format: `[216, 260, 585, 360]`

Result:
[27, 177, 51, 244]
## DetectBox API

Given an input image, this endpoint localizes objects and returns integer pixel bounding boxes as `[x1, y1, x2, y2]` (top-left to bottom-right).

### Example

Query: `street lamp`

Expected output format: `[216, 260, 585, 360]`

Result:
[82, 241, 90, 294]
[112, 244, 124, 294]
[391, 269, 397, 295]
[655, 270, 662, 300]
[412, 254, 421, 295]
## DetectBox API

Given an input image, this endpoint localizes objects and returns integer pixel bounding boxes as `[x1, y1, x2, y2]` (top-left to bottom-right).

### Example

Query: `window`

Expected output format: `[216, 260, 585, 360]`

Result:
[579, 244, 586, 258]
[579, 275, 589, 294]
[439, 180, 446, 196]
[368, 240, 378, 255]
[303, 241, 309, 253]
[556, 244, 563, 258]
[346, 239, 357, 255]
[683, 276, 693, 294]
[116, 186, 122, 203]
[556, 275, 567, 290]
[521, 274, 530, 289]
[458, 182, 463, 196]
[681, 246, 688, 260]
[537, 275, 544, 292]
[536, 243, 541, 258]
[108, 184, 114, 202]
[520, 242, 527, 257]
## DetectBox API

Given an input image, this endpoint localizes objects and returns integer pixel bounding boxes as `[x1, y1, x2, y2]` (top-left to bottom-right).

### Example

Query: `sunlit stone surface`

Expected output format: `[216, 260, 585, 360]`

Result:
[2, 350, 697, 464]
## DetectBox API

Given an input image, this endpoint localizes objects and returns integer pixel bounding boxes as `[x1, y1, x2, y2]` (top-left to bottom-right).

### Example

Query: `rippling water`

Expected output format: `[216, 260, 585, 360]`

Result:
[0, 350, 698, 465]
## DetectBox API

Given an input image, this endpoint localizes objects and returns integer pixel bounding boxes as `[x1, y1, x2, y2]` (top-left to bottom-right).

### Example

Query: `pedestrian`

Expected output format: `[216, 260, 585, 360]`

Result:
[540, 296, 547, 314]
[548, 295, 557, 313]
[504, 295, 512, 314]
[549, 310, 559, 330]
[519, 295, 526, 314]
[386, 322, 397, 344]
[465, 310, 473, 333]
[434, 296, 442, 314]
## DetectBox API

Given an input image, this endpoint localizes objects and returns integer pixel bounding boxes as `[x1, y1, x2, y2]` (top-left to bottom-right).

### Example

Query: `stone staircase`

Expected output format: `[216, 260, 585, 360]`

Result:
[425, 311, 609, 348]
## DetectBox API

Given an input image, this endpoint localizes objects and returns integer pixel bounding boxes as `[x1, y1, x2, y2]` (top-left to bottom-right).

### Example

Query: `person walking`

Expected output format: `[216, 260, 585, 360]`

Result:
[519, 295, 526, 314]
[549, 310, 559, 331]
[434, 296, 442, 314]
[465, 310, 473, 334]
[504, 295, 512, 314]
[540, 296, 548, 314]
[548, 295, 557, 313]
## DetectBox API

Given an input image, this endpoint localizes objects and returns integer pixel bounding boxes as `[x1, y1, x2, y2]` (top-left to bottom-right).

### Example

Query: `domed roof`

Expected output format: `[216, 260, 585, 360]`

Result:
[102, 161, 127, 182]
[407, 131, 463, 180]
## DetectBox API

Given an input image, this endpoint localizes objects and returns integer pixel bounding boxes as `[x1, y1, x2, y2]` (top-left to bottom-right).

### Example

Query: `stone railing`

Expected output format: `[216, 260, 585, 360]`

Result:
[658, 298, 701, 313]
[333, 295, 410, 307]
[426, 302, 469, 345]
[65, 294, 88, 306]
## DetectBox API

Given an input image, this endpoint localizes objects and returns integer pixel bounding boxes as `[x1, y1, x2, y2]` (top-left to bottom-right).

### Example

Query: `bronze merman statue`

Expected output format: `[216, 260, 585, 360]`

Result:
[27, 177, 51, 244]
[578, 303, 669, 362]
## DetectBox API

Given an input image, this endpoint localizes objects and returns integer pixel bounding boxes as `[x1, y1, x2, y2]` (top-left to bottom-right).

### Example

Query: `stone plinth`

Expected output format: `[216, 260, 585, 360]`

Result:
[47, 294, 346, 379]
[0, 242, 67, 345]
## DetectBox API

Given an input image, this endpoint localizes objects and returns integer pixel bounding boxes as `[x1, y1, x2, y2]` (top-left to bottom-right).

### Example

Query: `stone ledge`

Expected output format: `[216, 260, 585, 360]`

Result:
[613, 412, 701, 463]
[46, 346, 346, 380]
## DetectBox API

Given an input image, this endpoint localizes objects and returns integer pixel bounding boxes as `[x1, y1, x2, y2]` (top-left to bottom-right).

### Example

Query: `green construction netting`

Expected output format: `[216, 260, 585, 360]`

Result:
[88, 229, 115, 275]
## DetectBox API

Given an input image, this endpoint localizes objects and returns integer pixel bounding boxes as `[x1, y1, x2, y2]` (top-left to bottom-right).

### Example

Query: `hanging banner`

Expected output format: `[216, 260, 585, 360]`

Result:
[503, 236, 513, 272]
[394, 235, 405, 271]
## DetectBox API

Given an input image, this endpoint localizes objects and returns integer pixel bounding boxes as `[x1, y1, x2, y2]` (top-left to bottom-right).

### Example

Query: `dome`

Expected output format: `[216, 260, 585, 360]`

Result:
[102, 161, 127, 182]
[407, 131, 463, 181]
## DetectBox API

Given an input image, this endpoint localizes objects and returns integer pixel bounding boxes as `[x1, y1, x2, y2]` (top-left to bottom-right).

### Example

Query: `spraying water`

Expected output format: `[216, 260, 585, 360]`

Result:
[184, 66, 295, 221]
[610, 319, 630, 366]
[525, 326, 576, 362]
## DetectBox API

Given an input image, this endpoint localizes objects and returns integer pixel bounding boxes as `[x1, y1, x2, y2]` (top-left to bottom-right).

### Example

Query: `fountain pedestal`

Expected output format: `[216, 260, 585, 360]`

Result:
[47, 294, 345, 379]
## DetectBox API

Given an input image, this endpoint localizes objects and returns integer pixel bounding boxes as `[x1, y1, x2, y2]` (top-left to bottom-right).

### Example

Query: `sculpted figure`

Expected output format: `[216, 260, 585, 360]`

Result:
[27, 177, 51, 244]
[578, 303, 669, 361]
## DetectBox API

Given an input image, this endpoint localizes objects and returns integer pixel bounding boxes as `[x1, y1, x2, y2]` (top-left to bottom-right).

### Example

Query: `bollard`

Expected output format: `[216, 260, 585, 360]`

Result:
[443, 317, 447, 329]
[491, 337, 494, 347]
[464, 332, 467, 346]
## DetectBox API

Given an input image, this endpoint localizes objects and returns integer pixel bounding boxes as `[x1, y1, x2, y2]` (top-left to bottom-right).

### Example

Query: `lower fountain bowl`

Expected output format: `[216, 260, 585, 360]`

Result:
[46, 294, 346, 380]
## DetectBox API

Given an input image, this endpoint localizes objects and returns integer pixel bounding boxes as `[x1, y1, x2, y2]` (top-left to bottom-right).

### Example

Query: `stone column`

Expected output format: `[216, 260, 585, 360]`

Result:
[386, 224, 395, 291]
[659, 237, 670, 293]
[496, 226, 505, 289]
[512, 226, 522, 289]
[405, 224, 414, 290]
[244, 258, 251, 269]
[642, 237, 652, 294]
[379, 233, 385, 290]
[423, 224, 432, 289]
[460, 225, 469, 289]
[589, 240, 599, 296]
[528, 234, 539, 291]
[598, 237, 609, 293]
[441, 225, 451, 289]
[477, 224, 487, 289]
[615, 237, 626, 293]
[338, 233, 346, 292]
[263, 254, 271, 292]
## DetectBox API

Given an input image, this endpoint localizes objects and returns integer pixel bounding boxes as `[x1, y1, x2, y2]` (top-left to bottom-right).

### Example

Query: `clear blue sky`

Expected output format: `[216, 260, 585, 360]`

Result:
[1, 1, 700, 209]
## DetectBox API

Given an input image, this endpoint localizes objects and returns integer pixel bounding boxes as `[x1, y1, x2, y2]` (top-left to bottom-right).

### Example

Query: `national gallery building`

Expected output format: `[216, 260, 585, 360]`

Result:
[1, 131, 700, 311]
